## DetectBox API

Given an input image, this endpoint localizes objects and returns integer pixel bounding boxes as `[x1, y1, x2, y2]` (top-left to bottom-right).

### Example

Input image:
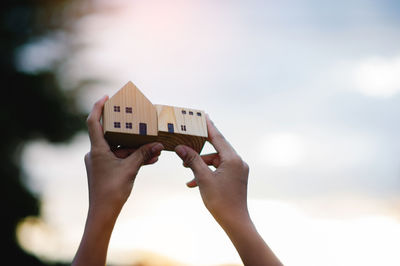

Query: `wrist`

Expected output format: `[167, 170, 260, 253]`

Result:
[88, 197, 125, 218]
[88, 204, 121, 224]
[212, 208, 252, 232]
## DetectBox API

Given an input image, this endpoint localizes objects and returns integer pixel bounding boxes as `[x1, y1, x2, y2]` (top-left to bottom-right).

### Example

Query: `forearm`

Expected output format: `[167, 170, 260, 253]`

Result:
[72, 208, 119, 266]
[218, 214, 282, 266]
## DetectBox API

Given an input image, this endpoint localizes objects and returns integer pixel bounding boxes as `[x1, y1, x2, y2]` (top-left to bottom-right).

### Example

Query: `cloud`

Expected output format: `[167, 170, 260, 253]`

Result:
[258, 133, 307, 167]
[17, 196, 400, 266]
[256, 130, 377, 170]
[250, 200, 400, 266]
[352, 55, 400, 97]
[15, 33, 68, 74]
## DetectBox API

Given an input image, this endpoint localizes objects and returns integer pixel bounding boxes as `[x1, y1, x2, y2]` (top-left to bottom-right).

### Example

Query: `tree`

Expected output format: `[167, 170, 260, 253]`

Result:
[1, 1, 88, 264]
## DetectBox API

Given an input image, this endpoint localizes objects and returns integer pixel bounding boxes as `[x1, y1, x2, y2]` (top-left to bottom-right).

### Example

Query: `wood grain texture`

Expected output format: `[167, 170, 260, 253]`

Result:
[103, 81, 158, 136]
[157, 131, 206, 153]
[102, 81, 208, 153]
[155, 104, 207, 137]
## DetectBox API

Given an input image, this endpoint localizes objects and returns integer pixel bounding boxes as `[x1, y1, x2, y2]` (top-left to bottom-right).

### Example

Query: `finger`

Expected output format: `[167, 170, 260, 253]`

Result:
[87, 95, 109, 148]
[112, 148, 136, 159]
[206, 115, 236, 157]
[175, 145, 212, 179]
[201, 153, 221, 168]
[186, 178, 198, 188]
[125, 142, 164, 170]
[182, 153, 219, 167]
[144, 155, 159, 165]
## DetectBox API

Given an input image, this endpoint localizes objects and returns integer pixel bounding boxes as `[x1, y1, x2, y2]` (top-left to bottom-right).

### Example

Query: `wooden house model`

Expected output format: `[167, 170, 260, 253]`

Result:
[102, 81, 208, 153]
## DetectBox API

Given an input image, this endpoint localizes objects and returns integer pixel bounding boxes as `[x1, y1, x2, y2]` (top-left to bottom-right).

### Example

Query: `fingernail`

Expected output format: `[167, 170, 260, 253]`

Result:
[175, 145, 187, 158]
[151, 143, 164, 154]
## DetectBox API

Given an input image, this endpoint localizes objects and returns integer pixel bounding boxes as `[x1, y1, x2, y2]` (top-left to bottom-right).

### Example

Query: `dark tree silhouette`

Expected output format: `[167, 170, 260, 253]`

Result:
[1, 1, 89, 264]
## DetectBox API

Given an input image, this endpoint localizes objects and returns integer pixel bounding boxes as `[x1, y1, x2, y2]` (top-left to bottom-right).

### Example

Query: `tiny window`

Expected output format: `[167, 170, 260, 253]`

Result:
[197, 112, 201, 116]
[126, 107, 132, 113]
[182, 110, 186, 115]
[114, 106, 120, 112]
[181, 125, 187, 131]
[189, 111, 193, 115]
[114, 122, 121, 128]
[126, 122, 132, 129]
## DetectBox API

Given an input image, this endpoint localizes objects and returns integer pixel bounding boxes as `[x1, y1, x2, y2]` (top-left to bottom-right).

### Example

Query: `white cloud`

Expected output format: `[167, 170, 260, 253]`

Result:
[258, 133, 307, 167]
[255, 130, 376, 170]
[352, 55, 400, 97]
[17, 196, 400, 266]
[60, 0, 245, 106]
[16, 33, 68, 74]
[250, 200, 400, 266]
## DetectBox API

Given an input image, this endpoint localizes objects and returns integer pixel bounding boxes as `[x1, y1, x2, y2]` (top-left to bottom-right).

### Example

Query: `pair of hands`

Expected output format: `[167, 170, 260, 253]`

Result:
[77, 96, 281, 266]
[85, 95, 250, 226]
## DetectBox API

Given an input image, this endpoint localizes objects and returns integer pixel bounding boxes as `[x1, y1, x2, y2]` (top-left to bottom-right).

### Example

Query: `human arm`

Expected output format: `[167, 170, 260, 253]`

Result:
[72, 96, 164, 266]
[174, 117, 282, 266]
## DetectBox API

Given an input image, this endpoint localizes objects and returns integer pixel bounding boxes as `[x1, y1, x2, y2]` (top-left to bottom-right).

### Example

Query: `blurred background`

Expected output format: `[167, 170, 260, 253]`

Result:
[2, 0, 400, 265]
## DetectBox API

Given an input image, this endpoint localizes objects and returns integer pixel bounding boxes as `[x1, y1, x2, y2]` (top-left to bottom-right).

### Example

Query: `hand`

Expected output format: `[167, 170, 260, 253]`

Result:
[174, 116, 282, 266]
[85, 95, 164, 218]
[174, 116, 250, 226]
[73, 96, 164, 266]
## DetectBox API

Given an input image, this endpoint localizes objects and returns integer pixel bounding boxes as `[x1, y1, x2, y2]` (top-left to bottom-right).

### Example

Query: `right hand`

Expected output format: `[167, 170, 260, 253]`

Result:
[85, 95, 164, 219]
[174, 116, 250, 226]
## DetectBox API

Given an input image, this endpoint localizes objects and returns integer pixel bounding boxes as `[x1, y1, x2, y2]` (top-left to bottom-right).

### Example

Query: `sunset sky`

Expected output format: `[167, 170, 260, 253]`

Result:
[18, 0, 400, 265]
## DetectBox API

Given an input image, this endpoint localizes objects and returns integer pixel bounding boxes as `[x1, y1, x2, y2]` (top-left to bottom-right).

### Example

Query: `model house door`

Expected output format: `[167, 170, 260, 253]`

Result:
[168, 123, 174, 133]
[139, 123, 147, 135]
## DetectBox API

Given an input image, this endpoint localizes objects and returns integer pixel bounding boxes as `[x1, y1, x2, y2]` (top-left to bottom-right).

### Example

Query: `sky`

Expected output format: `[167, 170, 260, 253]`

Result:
[17, 0, 400, 265]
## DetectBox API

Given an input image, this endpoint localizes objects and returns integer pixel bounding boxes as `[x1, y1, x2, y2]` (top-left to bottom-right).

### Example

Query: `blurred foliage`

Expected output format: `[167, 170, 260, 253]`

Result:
[1, 0, 90, 264]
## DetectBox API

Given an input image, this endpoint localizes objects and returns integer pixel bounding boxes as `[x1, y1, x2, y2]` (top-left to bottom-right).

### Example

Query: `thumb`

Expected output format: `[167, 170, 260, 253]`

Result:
[175, 145, 211, 180]
[125, 142, 164, 170]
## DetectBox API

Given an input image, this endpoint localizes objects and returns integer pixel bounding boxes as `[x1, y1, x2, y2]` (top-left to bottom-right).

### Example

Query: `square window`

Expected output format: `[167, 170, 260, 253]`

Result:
[114, 122, 121, 128]
[182, 110, 186, 114]
[197, 112, 201, 116]
[189, 111, 193, 115]
[126, 107, 132, 113]
[114, 106, 120, 112]
[126, 122, 132, 129]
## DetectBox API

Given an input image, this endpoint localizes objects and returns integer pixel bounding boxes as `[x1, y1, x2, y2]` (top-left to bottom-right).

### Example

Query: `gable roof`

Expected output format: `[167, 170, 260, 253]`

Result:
[103, 81, 158, 136]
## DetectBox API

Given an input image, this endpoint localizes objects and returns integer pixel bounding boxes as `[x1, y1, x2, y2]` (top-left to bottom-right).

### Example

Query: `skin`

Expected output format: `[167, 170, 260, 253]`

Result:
[72, 96, 282, 266]
[72, 95, 164, 266]
[175, 118, 282, 266]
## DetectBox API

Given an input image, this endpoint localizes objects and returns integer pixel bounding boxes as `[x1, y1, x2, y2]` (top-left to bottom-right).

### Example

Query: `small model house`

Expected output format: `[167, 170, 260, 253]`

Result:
[103, 81, 208, 153]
